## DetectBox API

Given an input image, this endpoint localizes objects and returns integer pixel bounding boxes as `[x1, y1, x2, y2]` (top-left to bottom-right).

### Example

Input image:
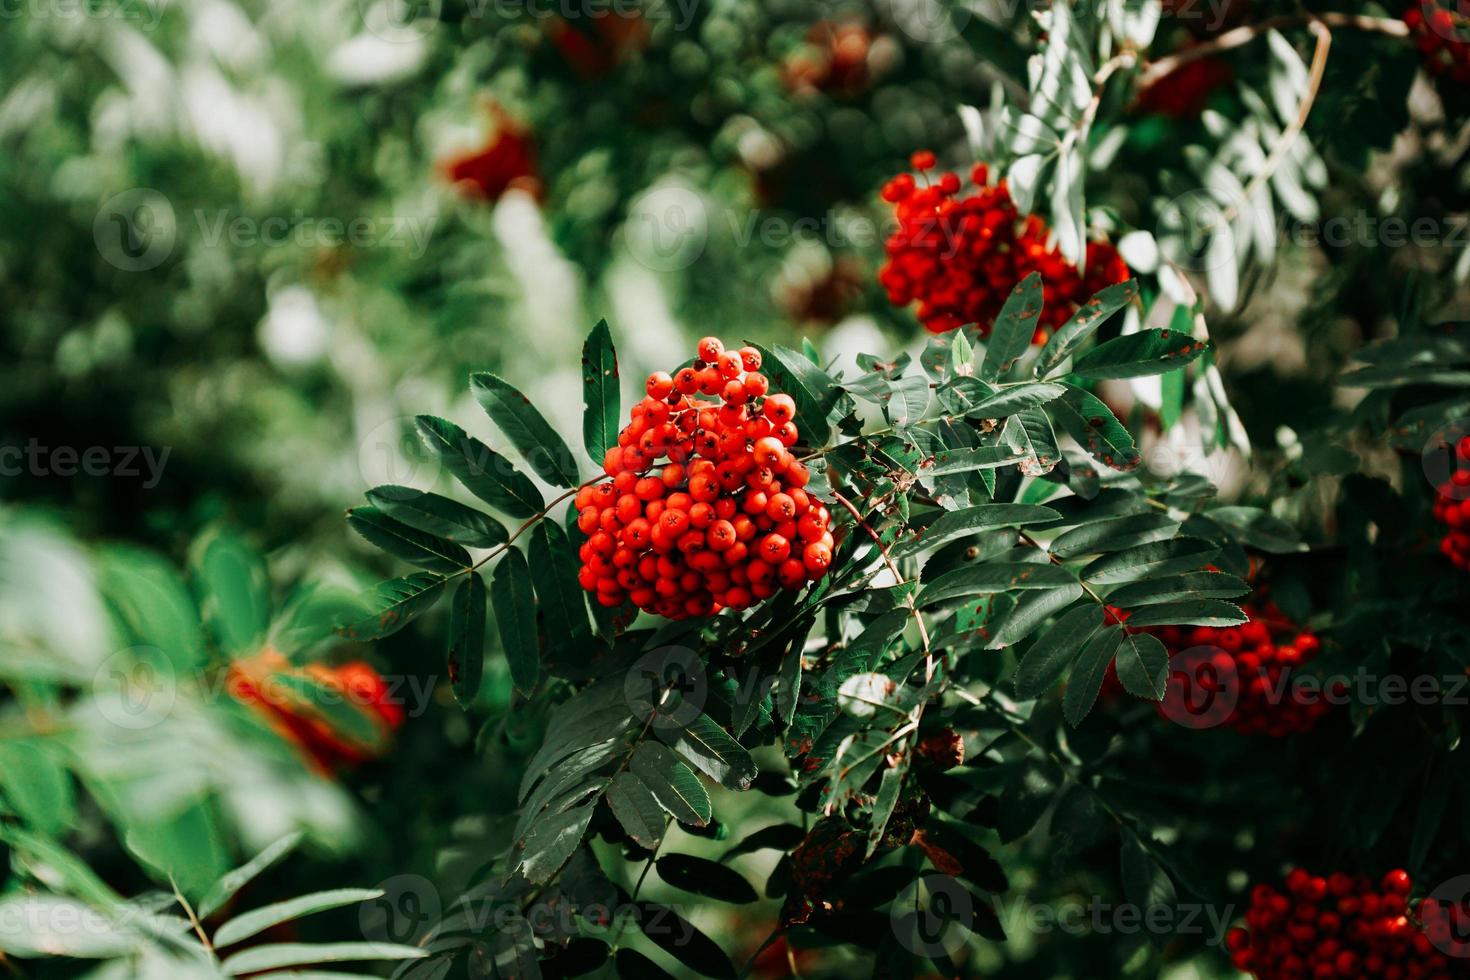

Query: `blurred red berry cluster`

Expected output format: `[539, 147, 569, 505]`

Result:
[228, 650, 405, 774]
[438, 106, 540, 203]
[877, 151, 1130, 337]
[1431, 436, 1470, 570]
[576, 337, 833, 620]
[1226, 868, 1464, 978]
[1404, 2, 1470, 83]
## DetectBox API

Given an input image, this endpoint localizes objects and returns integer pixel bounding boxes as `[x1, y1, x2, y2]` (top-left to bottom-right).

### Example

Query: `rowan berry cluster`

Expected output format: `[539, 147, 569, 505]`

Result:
[1404, 3, 1470, 84]
[1431, 441, 1470, 570]
[876, 150, 1130, 337]
[575, 337, 834, 620]
[1226, 868, 1461, 978]
[228, 650, 404, 773]
[1150, 602, 1334, 736]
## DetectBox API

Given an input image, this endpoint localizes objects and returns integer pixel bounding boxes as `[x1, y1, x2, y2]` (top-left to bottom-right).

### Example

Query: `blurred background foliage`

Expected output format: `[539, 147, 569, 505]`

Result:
[1, 0, 1468, 976]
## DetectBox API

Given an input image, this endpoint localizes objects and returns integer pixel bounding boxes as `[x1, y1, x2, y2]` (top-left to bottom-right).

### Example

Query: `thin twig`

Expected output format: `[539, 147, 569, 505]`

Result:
[829, 490, 932, 667]
[171, 877, 214, 957]
[1137, 12, 1407, 89]
[1223, 17, 1333, 225]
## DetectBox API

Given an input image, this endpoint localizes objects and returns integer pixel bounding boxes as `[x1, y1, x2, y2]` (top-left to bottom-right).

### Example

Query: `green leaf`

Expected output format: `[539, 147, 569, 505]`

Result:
[1063, 626, 1124, 726]
[528, 521, 590, 644]
[97, 546, 203, 671]
[951, 331, 975, 375]
[997, 757, 1063, 843]
[1114, 631, 1169, 700]
[1014, 604, 1104, 699]
[1081, 537, 1219, 585]
[0, 896, 138, 958]
[1051, 386, 1142, 471]
[657, 714, 758, 791]
[981, 272, 1044, 380]
[987, 585, 1085, 649]
[606, 772, 667, 850]
[723, 823, 805, 860]
[415, 415, 544, 518]
[1106, 570, 1249, 606]
[1049, 513, 1177, 559]
[657, 854, 757, 904]
[966, 382, 1066, 418]
[365, 486, 507, 548]
[268, 673, 388, 754]
[348, 507, 472, 573]
[0, 739, 74, 835]
[471, 372, 579, 488]
[189, 528, 271, 656]
[220, 942, 427, 975]
[866, 759, 909, 859]
[918, 563, 1077, 607]
[0, 825, 123, 909]
[893, 504, 1061, 558]
[1072, 329, 1209, 380]
[335, 573, 447, 642]
[886, 372, 931, 425]
[196, 832, 303, 920]
[923, 445, 1028, 476]
[582, 319, 620, 464]
[629, 742, 711, 826]
[214, 889, 383, 948]
[447, 573, 487, 708]
[492, 914, 542, 980]
[633, 903, 735, 980]
[1120, 831, 1178, 949]
[1122, 599, 1248, 628]
[616, 948, 677, 979]
[755, 344, 839, 446]
[491, 548, 540, 696]
[517, 802, 596, 885]
[1035, 279, 1139, 377]
[1004, 408, 1061, 475]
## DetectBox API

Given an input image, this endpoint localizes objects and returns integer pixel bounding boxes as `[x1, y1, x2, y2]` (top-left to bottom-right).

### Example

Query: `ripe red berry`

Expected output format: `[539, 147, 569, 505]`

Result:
[697, 336, 724, 362]
[645, 371, 673, 399]
[909, 148, 936, 170]
[763, 394, 796, 425]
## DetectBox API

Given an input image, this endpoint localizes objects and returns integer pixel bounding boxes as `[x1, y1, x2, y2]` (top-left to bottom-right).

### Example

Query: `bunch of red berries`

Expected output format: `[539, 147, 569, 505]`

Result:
[876, 151, 1130, 337]
[1226, 868, 1460, 978]
[574, 337, 835, 620]
[1431, 439, 1470, 570]
[1403, 2, 1470, 83]
[1150, 601, 1334, 736]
